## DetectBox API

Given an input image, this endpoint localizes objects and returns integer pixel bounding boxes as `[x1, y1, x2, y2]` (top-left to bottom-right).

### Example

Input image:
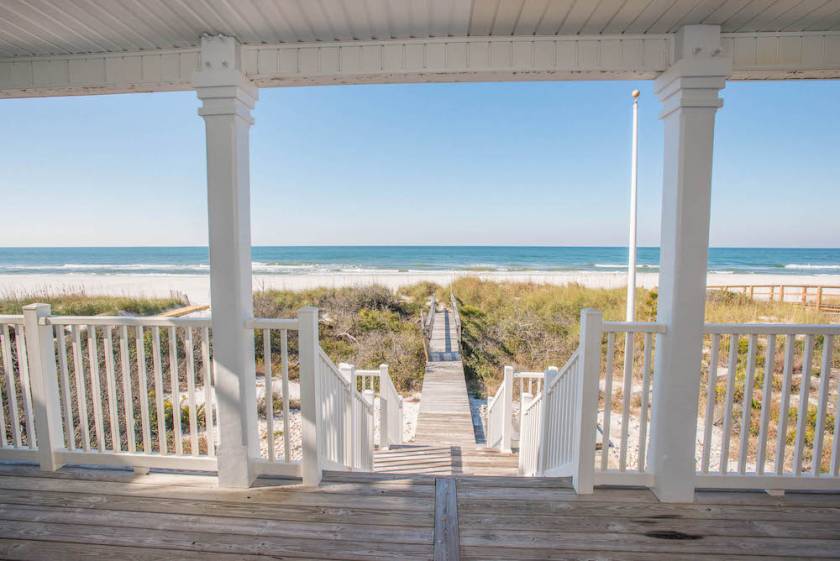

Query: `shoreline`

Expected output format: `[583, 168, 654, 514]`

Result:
[2, 271, 840, 306]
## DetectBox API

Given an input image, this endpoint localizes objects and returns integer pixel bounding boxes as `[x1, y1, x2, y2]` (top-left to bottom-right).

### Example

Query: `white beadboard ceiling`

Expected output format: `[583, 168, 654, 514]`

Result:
[1, 0, 840, 58]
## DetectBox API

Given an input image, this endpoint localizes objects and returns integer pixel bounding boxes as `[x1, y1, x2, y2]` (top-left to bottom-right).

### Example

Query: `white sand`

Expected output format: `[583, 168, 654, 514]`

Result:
[2, 271, 838, 305]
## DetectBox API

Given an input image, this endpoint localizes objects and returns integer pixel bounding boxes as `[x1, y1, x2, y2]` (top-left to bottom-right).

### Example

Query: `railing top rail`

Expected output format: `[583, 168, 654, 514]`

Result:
[354, 369, 380, 376]
[487, 382, 505, 409]
[42, 315, 212, 328]
[352, 387, 374, 412]
[247, 318, 299, 330]
[0, 315, 24, 325]
[603, 321, 667, 333]
[523, 391, 543, 413]
[514, 371, 544, 379]
[704, 322, 840, 336]
[708, 284, 840, 290]
[319, 349, 350, 386]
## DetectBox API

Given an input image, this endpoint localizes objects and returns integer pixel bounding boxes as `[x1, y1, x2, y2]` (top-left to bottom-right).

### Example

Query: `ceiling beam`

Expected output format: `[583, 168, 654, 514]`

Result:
[1, 31, 838, 98]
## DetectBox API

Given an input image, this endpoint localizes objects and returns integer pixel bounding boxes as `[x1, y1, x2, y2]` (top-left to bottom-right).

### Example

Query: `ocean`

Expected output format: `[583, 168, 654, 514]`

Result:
[0, 247, 839, 276]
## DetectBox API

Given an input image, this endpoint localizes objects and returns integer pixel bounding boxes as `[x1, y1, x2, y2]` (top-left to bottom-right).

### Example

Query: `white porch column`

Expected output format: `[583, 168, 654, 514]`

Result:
[649, 25, 730, 503]
[193, 35, 259, 488]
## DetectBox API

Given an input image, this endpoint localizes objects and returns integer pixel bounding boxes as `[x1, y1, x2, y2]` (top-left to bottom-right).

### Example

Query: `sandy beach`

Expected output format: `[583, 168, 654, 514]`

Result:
[2, 271, 839, 306]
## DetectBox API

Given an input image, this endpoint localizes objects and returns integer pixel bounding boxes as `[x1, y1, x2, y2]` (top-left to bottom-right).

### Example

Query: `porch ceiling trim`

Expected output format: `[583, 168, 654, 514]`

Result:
[1, 31, 839, 99]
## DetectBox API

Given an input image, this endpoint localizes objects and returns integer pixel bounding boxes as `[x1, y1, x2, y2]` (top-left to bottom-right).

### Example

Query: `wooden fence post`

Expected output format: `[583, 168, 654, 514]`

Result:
[23, 304, 64, 471]
[379, 364, 390, 450]
[299, 307, 322, 486]
[501, 366, 514, 453]
[574, 308, 602, 494]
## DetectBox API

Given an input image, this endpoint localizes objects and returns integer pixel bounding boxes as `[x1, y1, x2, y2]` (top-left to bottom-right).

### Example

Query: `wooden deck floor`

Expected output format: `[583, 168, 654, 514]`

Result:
[0, 465, 838, 560]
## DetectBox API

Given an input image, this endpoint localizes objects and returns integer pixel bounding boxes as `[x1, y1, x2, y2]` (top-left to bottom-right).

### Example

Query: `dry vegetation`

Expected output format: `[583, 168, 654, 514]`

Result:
[452, 279, 839, 474]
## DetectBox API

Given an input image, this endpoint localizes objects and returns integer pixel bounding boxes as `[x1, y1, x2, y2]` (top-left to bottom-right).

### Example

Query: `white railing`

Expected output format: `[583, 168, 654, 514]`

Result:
[0, 304, 386, 486]
[351, 365, 404, 451]
[485, 366, 513, 452]
[485, 384, 506, 449]
[41, 313, 218, 471]
[376, 364, 403, 450]
[539, 353, 582, 476]
[518, 390, 542, 476]
[696, 323, 840, 490]
[517, 352, 582, 477]
[594, 321, 664, 486]
[350, 385, 375, 471]
[249, 318, 298, 466]
[0, 315, 36, 460]
[318, 350, 354, 470]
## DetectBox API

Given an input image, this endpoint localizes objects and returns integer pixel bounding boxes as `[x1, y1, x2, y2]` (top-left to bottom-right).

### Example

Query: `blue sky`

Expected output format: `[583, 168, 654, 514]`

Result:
[0, 78, 837, 247]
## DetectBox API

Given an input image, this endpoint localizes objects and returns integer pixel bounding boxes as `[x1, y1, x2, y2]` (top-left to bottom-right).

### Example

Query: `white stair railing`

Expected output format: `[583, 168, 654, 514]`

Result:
[485, 365, 513, 452]
[377, 364, 403, 449]
[515, 309, 603, 493]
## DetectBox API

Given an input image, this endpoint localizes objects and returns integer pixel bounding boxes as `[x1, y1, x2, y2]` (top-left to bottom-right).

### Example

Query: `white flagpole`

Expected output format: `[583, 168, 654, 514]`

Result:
[626, 89, 640, 322]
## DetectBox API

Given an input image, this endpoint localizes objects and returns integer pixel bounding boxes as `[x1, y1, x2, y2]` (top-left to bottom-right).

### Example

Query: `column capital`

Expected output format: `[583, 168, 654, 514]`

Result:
[193, 35, 258, 120]
[655, 25, 731, 118]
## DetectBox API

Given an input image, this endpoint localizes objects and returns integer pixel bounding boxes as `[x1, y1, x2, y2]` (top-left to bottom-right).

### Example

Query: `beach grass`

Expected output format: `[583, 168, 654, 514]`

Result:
[0, 288, 187, 316]
[254, 284, 428, 392]
[451, 277, 834, 396]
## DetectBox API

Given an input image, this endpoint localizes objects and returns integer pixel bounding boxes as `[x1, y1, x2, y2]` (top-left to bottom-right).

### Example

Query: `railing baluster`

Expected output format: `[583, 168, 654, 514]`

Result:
[151, 326, 166, 455]
[600, 332, 614, 471]
[102, 326, 121, 452]
[775, 334, 795, 475]
[168, 326, 182, 456]
[618, 333, 634, 471]
[56, 325, 74, 450]
[201, 326, 214, 457]
[263, 328, 274, 462]
[0, 329, 7, 447]
[719, 334, 739, 474]
[756, 334, 775, 474]
[813, 335, 833, 476]
[119, 326, 135, 453]
[637, 332, 652, 472]
[14, 327, 35, 448]
[135, 326, 152, 454]
[71, 326, 90, 451]
[793, 334, 814, 474]
[737, 335, 757, 473]
[701, 334, 720, 472]
[87, 326, 106, 452]
[185, 328, 199, 456]
[1, 325, 19, 447]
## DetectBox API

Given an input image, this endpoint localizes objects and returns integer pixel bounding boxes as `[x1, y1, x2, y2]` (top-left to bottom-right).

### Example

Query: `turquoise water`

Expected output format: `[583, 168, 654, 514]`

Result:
[0, 247, 839, 276]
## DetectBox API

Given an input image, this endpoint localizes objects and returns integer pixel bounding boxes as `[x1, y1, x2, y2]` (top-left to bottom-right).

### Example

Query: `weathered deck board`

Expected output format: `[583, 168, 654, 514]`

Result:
[0, 466, 837, 560]
[457, 477, 840, 560]
[434, 478, 460, 561]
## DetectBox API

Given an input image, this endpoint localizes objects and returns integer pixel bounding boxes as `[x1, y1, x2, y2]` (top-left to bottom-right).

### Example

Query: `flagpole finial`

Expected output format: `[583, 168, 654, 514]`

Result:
[632, 89, 640, 100]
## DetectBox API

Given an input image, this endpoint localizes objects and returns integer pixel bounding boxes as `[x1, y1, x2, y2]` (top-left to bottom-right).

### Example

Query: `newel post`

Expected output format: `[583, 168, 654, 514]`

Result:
[537, 366, 559, 476]
[379, 364, 391, 450]
[22, 304, 64, 471]
[650, 25, 730, 502]
[194, 35, 259, 488]
[299, 307, 322, 485]
[501, 365, 514, 453]
[573, 308, 602, 494]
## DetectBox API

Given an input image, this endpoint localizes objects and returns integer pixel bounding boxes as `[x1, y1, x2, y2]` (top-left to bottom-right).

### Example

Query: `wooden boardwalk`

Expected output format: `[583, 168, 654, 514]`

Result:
[428, 309, 460, 362]
[0, 464, 838, 560]
[377, 361, 518, 476]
